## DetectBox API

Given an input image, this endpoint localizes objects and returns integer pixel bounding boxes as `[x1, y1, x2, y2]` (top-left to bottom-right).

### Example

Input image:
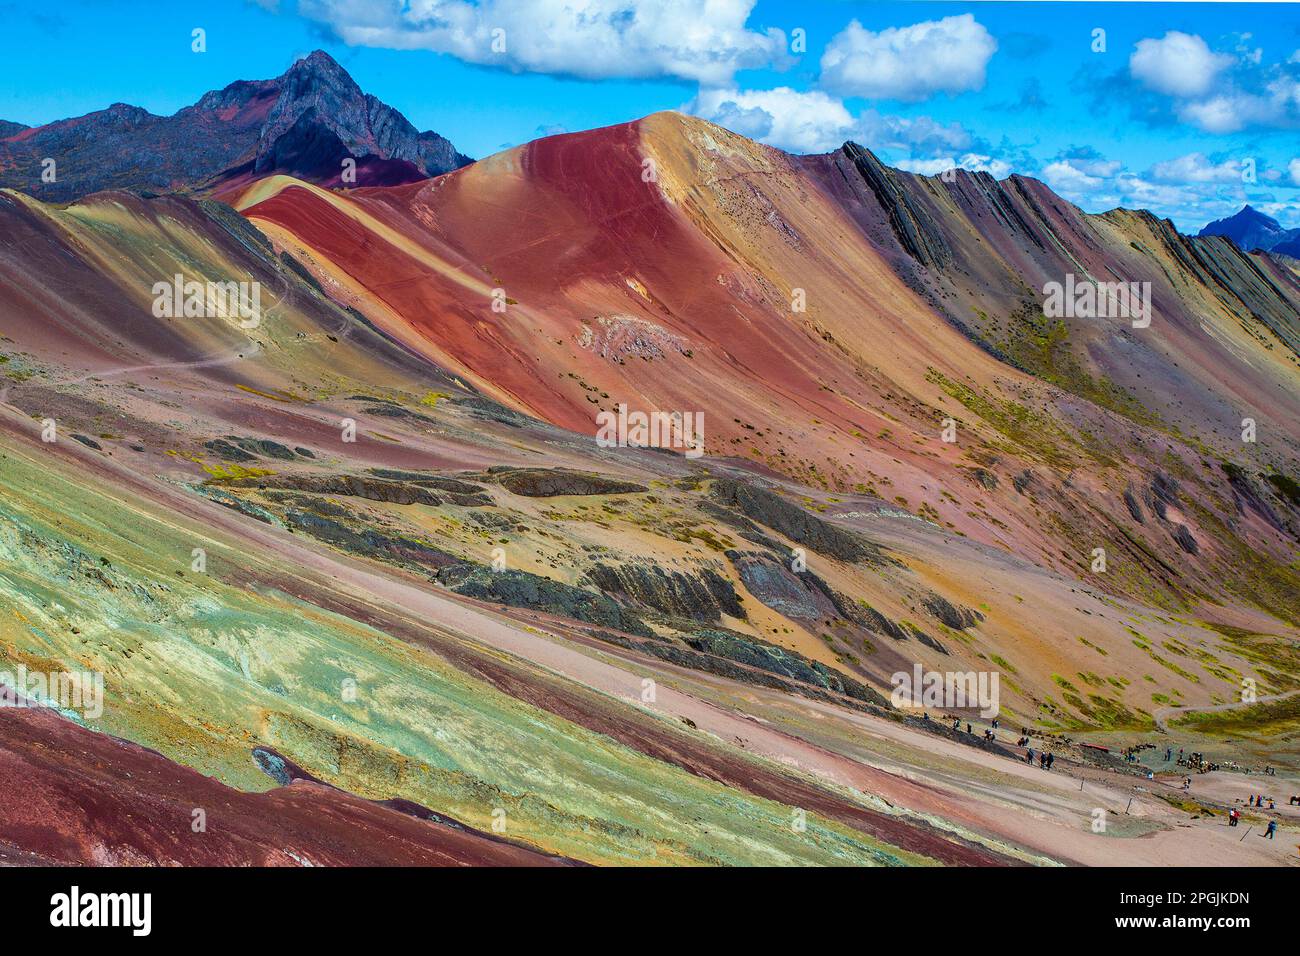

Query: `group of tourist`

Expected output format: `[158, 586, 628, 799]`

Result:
[1174, 749, 1219, 773]
[1024, 748, 1055, 770]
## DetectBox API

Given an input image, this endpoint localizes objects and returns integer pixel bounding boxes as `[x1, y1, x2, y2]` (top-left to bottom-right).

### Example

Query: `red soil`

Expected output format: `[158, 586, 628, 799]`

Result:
[0, 702, 574, 867]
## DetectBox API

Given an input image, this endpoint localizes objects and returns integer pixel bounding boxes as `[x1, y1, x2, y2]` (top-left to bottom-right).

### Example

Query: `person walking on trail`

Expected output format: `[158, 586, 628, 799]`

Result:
[1026, 748, 1035, 764]
[1046, 752, 1055, 770]
[1229, 809, 1239, 827]
[1265, 820, 1277, 840]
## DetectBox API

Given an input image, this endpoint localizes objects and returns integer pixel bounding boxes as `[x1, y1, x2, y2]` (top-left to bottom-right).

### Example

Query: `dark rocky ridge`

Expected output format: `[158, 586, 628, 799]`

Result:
[837, 143, 952, 271]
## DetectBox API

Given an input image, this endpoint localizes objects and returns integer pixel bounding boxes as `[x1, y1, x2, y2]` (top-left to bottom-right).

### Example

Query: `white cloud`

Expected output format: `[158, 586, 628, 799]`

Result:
[1266, 74, 1300, 112]
[854, 110, 971, 155]
[819, 15, 997, 102]
[1256, 199, 1300, 224]
[1037, 147, 1268, 231]
[1290, 158, 1300, 186]
[1063, 154, 1121, 179]
[687, 88, 978, 156]
[1130, 31, 1233, 98]
[1229, 33, 1262, 67]
[1175, 93, 1264, 134]
[1042, 159, 1106, 193]
[687, 87, 856, 153]
[1148, 153, 1242, 184]
[1125, 37, 1300, 134]
[1173, 76, 1300, 134]
[895, 154, 1011, 178]
[298, 0, 786, 85]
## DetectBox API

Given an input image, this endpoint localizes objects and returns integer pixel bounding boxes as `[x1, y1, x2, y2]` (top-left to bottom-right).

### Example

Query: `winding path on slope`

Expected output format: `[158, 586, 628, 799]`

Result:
[0, 263, 370, 409]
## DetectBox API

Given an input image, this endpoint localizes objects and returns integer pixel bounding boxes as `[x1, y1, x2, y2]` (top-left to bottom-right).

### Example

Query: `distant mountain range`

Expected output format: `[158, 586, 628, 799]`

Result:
[1199, 204, 1300, 258]
[0, 51, 470, 202]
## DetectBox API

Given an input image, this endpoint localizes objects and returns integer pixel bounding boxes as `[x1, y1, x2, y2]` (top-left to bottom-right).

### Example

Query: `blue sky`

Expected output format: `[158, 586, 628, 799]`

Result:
[3, 1, 1299, 231]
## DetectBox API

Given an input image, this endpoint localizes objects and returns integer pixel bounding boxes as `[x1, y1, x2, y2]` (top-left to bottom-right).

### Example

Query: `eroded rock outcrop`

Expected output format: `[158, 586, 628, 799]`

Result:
[489, 468, 647, 497]
[709, 478, 882, 564]
[436, 564, 652, 637]
[684, 628, 886, 706]
[730, 553, 834, 620]
[922, 593, 984, 630]
[217, 473, 492, 507]
[586, 562, 742, 622]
